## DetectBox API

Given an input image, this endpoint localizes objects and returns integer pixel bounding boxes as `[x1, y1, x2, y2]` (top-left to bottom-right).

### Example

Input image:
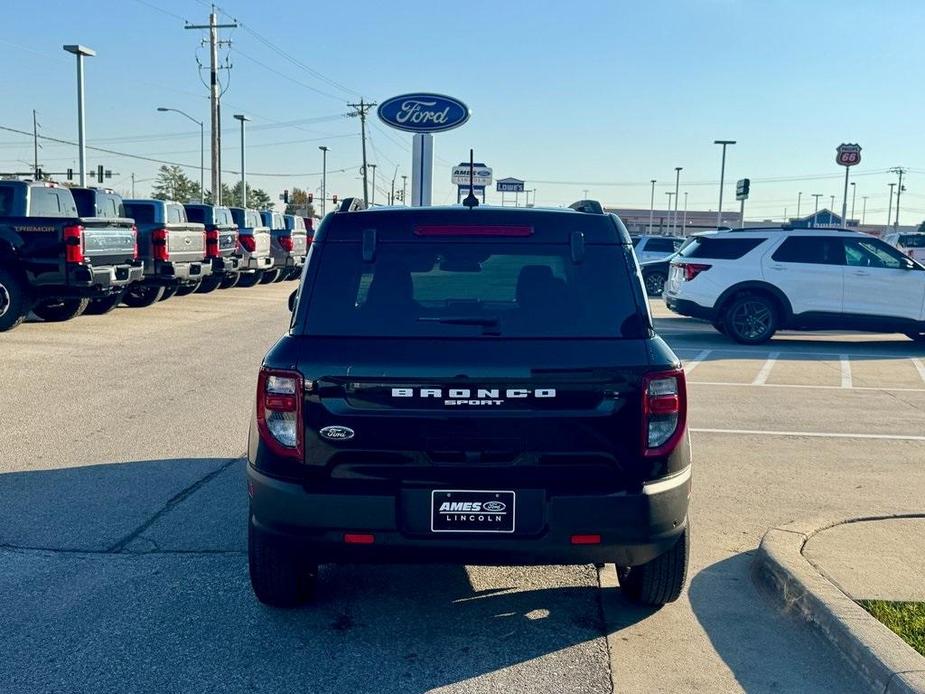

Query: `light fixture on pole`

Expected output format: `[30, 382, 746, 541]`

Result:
[672, 167, 682, 234]
[648, 179, 656, 233]
[665, 192, 674, 234]
[713, 140, 736, 228]
[157, 107, 204, 203]
[233, 114, 250, 207]
[62, 44, 96, 187]
[318, 145, 329, 216]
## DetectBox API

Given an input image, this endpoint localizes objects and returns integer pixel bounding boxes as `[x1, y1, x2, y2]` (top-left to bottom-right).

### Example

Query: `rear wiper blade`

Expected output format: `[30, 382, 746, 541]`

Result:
[417, 316, 500, 327]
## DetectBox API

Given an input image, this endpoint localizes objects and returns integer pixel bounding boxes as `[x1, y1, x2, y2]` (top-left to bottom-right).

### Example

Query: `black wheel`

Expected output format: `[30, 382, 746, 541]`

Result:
[285, 268, 300, 282]
[175, 281, 200, 296]
[159, 285, 179, 301]
[32, 297, 89, 322]
[906, 331, 925, 343]
[0, 266, 30, 332]
[196, 274, 223, 293]
[273, 268, 288, 283]
[260, 268, 281, 284]
[644, 272, 666, 296]
[84, 291, 124, 316]
[219, 272, 241, 289]
[248, 516, 316, 608]
[122, 285, 165, 308]
[722, 294, 778, 344]
[711, 320, 727, 336]
[237, 271, 263, 288]
[616, 525, 689, 606]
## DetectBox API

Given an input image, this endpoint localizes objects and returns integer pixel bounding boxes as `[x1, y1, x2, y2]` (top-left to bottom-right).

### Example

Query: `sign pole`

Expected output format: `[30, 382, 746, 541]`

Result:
[841, 166, 850, 227]
[411, 133, 433, 207]
[739, 198, 745, 228]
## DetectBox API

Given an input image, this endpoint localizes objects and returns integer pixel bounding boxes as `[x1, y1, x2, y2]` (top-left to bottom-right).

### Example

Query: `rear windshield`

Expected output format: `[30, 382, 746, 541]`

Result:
[303, 241, 643, 338]
[28, 187, 78, 217]
[680, 236, 765, 260]
[247, 210, 262, 228]
[124, 203, 155, 224]
[898, 234, 925, 248]
[0, 187, 13, 216]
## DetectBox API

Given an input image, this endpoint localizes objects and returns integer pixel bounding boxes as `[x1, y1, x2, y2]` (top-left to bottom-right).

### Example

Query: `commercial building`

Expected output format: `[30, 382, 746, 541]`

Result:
[605, 207, 742, 236]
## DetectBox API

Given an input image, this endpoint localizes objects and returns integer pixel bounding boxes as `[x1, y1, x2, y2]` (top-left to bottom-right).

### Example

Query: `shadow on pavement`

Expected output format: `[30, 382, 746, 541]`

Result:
[0, 457, 650, 693]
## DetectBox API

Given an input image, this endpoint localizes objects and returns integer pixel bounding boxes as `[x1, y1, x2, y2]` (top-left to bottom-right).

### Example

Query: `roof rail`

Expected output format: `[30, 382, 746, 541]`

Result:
[337, 197, 366, 212]
[568, 199, 605, 214]
[726, 225, 857, 233]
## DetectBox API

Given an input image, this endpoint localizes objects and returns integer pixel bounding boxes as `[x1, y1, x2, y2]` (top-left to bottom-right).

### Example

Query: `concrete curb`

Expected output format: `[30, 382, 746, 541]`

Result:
[755, 515, 925, 694]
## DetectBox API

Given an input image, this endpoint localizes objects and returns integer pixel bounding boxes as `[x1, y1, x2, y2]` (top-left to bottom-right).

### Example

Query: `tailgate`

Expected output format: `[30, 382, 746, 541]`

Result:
[80, 217, 136, 266]
[251, 228, 271, 258]
[217, 225, 239, 257]
[291, 231, 308, 256]
[167, 224, 206, 263]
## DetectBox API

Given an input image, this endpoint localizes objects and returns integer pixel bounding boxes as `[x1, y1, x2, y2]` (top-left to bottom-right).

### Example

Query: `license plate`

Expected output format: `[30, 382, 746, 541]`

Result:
[430, 490, 515, 533]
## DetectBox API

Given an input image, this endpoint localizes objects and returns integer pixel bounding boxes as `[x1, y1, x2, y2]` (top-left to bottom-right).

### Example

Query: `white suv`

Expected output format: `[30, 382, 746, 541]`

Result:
[631, 235, 686, 263]
[663, 227, 925, 344]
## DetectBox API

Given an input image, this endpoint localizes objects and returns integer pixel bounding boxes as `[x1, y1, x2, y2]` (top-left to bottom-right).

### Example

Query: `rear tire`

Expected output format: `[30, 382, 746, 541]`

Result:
[84, 291, 124, 315]
[0, 267, 30, 332]
[159, 285, 179, 301]
[196, 274, 223, 293]
[32, 297, 89, 322]
[122, 285, 165, 308]
[260, 268, 281, 284]
[722, 294, 778, 344]
[237, 271, 263, 288]
[175, 281, 200, 296]
[273, 268, 288, 283]
[644, 271, 666, 297]
[219, 272, 240, 289]
[248, 517, 316, 608]
[616, 525, 689, 606]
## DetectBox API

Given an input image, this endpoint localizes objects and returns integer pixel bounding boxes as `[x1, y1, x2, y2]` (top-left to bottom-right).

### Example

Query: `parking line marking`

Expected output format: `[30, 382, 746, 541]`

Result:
[913, 358, 925, 384]
[673, 346, 919, 360]
[840, 355, 852, 389]
[688, 380, 925, 393]
[684, 349, 712, 375]
[691, 428, 925, 442]
[752, 352, 780, 385]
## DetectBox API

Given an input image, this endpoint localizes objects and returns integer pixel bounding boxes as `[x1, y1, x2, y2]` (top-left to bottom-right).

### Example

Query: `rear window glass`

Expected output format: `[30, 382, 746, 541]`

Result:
[124, 203, 155, 224]
[898, 234, 925, 248]
[185, 206, 205, 223]
[630, 237, 641, 247]
[304, 242, 642, 339]
[96, 193, 124, 218]
[247, 211, 262, 227]
[0, 187, 13, 216]
[166, 204, 186, 224]
[28, 188, 77, 217]
[645, 238, 678, 254]
[216, 208, 232, 226]
[680, 236, 764, 260]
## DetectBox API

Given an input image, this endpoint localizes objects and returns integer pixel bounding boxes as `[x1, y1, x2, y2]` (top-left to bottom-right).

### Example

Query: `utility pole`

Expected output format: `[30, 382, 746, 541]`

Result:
[32, 110, 40, 178]
[890, 167, 907, 229]
[861, 196, 868, 225]
[347, 99, 376, 206]
[131, 172, 135, 197]
[318, 146, 328, 216]
[648, 179, 656, 233]
[186, 9, 236, 205]
[401, 175, 408, 206]
[887, 183, 896, 231]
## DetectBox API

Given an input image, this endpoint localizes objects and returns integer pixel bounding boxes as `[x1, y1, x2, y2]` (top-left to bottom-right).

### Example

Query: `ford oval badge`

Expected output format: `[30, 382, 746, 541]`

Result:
[319, 425, 355, 441]
[377, 93, 470, 133]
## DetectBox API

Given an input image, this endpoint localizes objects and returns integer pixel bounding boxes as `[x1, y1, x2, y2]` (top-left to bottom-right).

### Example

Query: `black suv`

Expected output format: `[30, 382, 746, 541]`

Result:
[247, 200, 691, 608]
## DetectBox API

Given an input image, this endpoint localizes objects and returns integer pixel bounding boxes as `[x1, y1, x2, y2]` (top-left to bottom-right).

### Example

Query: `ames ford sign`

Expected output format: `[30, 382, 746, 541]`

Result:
[378, 93, 470, 133]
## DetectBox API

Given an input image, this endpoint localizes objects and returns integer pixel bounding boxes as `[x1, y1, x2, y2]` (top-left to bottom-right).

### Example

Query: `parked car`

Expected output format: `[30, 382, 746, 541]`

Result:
[0, 180, 141, 330]
[259, 210, 290, 284]
[229, 207, 272, 287]
[639, 237, 701, 296]
[184, 204, 241, 292]
[281, 214, 310, 280]
[121, 199, 209, 305]
[883, 231, 925, 264]
[664, 227, 925, 343]
[246, 199, 691, 608]
[630, 235, 686, 263]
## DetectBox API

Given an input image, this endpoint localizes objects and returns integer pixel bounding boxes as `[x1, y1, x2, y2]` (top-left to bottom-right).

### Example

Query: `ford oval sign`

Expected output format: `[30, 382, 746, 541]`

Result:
[319, 426, 355, 441]
[377, 93, 470, 134]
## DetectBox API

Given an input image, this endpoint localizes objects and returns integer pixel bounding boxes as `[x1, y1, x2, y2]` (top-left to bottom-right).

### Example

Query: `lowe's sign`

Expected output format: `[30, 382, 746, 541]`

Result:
[378, 93, 470, 133]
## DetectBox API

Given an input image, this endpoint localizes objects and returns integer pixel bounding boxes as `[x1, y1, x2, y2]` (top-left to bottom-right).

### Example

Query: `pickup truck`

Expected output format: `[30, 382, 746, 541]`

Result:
[122, 199, 210, 305]
[260, 210, 289, 284]
[184, 203, 242, 292]
[229, 207, 272, 287]
[281, 214, 310, 281]
[0, 180, 142, 331]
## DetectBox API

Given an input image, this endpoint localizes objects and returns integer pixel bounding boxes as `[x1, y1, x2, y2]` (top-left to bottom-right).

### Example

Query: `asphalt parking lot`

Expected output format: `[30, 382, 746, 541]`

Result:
[1, 287, 923, 693]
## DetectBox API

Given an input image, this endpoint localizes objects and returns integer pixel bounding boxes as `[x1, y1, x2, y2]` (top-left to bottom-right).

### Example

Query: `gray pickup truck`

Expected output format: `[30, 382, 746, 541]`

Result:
[122, 199, 210, 305]
[184, 203, 242, 291]
[0, 180, 142, 330]
[229, 207, 272, 288]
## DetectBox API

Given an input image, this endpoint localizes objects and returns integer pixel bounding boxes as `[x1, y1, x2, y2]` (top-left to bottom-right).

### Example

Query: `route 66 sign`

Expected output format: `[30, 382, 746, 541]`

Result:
[836, 143, 862, 167]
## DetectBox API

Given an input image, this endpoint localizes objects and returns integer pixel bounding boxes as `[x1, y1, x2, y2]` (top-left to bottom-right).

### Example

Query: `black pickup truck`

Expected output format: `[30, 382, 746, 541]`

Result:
[247, 199, 691, 609]
[122, 199, 209, 305]
[0, 180, 142, 331]
[184, 203, 242, 292]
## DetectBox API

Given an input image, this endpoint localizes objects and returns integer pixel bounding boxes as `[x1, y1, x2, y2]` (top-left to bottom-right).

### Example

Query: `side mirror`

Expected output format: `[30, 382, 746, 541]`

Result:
[288, 290, 297, 312]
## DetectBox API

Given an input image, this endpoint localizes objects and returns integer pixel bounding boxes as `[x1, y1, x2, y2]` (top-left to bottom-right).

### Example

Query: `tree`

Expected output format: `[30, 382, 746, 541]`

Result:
[209, 181, 273, 209]
[917, 220, 925, 233]
[151, 165, 202, 203]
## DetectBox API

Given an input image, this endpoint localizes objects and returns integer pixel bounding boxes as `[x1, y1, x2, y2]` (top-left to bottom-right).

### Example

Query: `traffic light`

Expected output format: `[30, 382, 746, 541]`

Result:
[282, 189, 289, 203]
[332, 194, 338, 205]
[97, 164, 104, 182]
[307, 193, 313, 203]
[66, 168, 73, 181]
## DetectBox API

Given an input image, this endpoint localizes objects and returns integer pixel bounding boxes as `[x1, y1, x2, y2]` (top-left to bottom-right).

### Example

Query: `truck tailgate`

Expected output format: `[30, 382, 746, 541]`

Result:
[80, 217, 136, 266]
[167, 224, 207, 263]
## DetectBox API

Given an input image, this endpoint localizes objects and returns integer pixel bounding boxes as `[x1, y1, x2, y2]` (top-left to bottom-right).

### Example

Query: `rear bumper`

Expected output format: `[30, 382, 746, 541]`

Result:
[247, 465, 690, 567]
[665, 296, 715, 322]
[64, 262, 144, 294]
[243, 255, 273, 272]
[211, 255, 241, 274]
[144, 261, 209, 284]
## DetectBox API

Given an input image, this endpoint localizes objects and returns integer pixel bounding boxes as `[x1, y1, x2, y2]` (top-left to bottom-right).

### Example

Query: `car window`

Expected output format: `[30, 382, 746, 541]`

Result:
[97, 193, 124, 218]
[772, 236, 844, 265]
[166, 204, 186, 224]
[646, 238, 677, 254]
[29, 187, 64, 216]
[630, 237, 641, 248]
[680, 236, 765, 260]
[898, 234, 925, 248]
[247, 211, 262, 227]
[123, 203, 155, 223]
[0, 187, 13, 216]
[216, 208, 232, 226]
[304, 242, 643, 339]
[844, 239, 906, 269]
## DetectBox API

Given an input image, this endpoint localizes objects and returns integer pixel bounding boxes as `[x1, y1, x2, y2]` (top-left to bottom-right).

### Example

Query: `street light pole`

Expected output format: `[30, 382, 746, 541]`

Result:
[886, 183, 896, 231]
[682, 191, 688, 233]
[648, 179, 656, 234]
[672, 167, 682, 234]
[796, 192, 802, 219]
[402, 175, 408, 206]
[63, 45, 96, 187]
[849, 181, 856, 227]
[318, 146, 328, 216]
[157, 107, 204, 202]
[714, 140, 736, 228]
[811, 193, 822, 228]
[369, 164, 377, 206]
[233, 114, 250, 207]
[861, 196, 868, 225]
[664, 192, 674, 234]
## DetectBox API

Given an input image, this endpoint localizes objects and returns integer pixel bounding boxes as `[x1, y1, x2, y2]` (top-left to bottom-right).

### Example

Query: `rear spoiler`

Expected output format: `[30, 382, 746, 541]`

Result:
[569, 199, 605, 215]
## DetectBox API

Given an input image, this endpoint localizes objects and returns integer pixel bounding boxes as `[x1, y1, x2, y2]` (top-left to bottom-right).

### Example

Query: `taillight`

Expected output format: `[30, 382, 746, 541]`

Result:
[206, 229, 220, 258]
[240, 234, 256, 253]
[152, 228, 170, 261]
[680, 263, 711, 281]
[642, 368, 687, 457]
[256, 368, 303, 460]
[131, 225, 139, 260]
[279, 235, 294, 252]
[63, 224, 84, 264]
[306, 235, 314, 246]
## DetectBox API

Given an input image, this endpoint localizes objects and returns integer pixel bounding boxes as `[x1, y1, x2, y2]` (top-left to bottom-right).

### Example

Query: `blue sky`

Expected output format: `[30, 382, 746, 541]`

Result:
[2, 0, 924, 224]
